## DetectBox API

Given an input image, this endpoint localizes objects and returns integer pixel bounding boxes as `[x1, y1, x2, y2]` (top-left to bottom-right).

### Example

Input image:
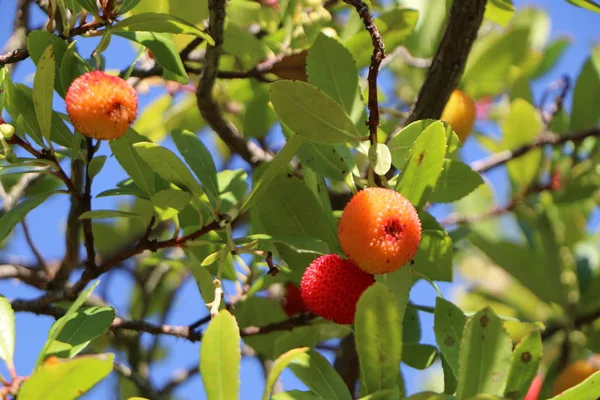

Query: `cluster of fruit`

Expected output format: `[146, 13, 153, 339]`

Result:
[283, 187, 422, 325]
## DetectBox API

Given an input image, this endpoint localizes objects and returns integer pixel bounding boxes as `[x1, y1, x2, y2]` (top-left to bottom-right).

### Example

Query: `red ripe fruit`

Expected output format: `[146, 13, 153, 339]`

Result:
[281, 282, 308, 317]
[66, 70, 138, 140]
[300, 254, 375, 325]
[338, 187, 422, 274]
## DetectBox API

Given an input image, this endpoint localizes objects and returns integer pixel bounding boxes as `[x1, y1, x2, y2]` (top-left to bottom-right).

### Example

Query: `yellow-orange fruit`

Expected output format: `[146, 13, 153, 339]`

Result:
[66, 70, 138, 140]
[338, 187, 422, 274]
[552, 360, 600, 396]
[440, 89, 476, 143]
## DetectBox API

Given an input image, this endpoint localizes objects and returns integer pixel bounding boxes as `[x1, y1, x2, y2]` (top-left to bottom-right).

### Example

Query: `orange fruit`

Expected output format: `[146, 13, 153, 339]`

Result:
[338, 187, 422, 275]
[66, 70, 138, 140]
[440, 89, 476, 142]
[552, 359, 600, 396]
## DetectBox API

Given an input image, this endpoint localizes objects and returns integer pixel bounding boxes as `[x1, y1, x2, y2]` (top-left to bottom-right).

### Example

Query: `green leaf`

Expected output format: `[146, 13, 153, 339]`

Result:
[0, 192, 56, 243]
[19, 354, 114, 400]
[45, 306, 115, 359]
[4, 80, 72, 148]
[307, 33, 359, 114]
[501, 99, 543, 189]
[549, 370, 600, 399]
[35, 281, 101, 369]
[296, 140, 354, 181]
[33, 45, 56, 143]
[116, 0, 142, 14]
[469, 234, 564, 306]
[79, 210, 147, 222]
[151, 189, 191, 221]
[134, 142, 204, 197]
[114, 31, 189, 81]
[270, 81, 364, 144]
[262, 347, 311, 400]
[344, 9, 419, 68]
[172, 129, 220, 207]
[200, 310, 241, 400]
[223, 22, 269, 65]
[402, 344, 438, 370]
[289, 350, 352, 400]
[272, 391, 321, 400]
[112, 12, 214, 44]
[462, 28, 530, 97]
[395, 121, 447, 208]
[369, 143, 392, 176]
[532, 37, 571, 78]
[430, 160, 483, 203]
[27, 31, 69, 97]
[355, 283, 405, 396]
[567, 0, 600, 14]
[75, 0, 99, 15]
[413, 228, 453, 282]
[456, 307, 514, 398]
[60, 42, 86, 97]
[109, 129, 156, 198]
[434, 297, 467, 378]
[389, 120, 434, 169]
[255, 177, 338, 278]
[504, 330, 542, 400]
[0, 297, 15, 368]
[234, 234, 329, 256]
[240, 134, 304, 214]
[570, 45, 600, 131]
[87, 155, 107, 180]
[484, 0, 516, 27]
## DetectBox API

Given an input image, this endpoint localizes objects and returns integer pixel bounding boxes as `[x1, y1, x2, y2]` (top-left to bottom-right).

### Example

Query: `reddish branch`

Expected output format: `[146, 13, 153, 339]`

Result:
[343, 0, 385, 146]
[342, 0, 385, 186]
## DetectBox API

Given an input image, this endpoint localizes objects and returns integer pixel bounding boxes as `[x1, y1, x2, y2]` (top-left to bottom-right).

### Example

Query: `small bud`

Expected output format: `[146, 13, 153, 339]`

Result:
[0, 123, 15, 139]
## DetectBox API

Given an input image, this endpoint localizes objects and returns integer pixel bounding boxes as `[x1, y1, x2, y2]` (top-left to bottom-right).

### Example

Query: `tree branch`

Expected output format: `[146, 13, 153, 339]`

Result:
[113, 362, 162, 400]
[0, 20, 108, 67]
[405, 0, 487, 125]
[195, 0, 270, 167]
[542, 308, 600, 340]
[471, 128, 600, 174]
[82, 137, 97, 272]
[0, 263, 48, 289]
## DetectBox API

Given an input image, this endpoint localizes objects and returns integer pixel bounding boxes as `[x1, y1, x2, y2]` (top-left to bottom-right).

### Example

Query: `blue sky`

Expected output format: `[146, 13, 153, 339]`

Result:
[0, 1, 599, 399]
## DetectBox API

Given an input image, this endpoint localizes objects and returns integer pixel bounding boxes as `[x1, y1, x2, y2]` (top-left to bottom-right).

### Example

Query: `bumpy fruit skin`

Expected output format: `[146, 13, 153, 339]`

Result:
[440, 89, 476, 142]
[338, 187, 422, 274]
[300, 254, 375, 325]
[282, 282, 308, 317]
[66, 71, 138, 140]
[552, 360, 600, 396]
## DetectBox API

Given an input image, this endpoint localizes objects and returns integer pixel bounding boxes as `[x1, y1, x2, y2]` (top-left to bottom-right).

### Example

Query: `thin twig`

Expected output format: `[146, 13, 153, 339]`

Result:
[113, 362, 162, 400]
[471, 128, 600, 174]
[157, 364, 200, 395]
[342, 0, 385, 186]
[21, 218, 50, 277]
